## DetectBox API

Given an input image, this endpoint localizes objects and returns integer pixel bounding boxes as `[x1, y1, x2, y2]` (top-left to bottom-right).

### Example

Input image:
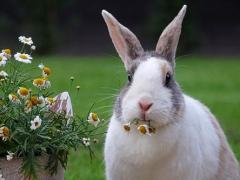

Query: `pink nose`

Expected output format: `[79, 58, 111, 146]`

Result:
[139, 101, 153, 112]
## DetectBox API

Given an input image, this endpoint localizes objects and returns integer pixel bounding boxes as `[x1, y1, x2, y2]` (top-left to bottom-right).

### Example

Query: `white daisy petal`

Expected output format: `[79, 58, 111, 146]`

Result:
[18, 36, 33, 45]
[30, 116, 42, 130]
[82, 137, 90, 146]
[0, 53, 7, 67]
[6, 151, 14, 161]
[14, 53, 32, 64]
[87, 112, 100, 127]
[0, 71, 8, 79]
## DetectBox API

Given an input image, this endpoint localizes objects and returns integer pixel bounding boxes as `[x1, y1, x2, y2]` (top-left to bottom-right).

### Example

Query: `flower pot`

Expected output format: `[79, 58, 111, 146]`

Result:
[0, 156, 64, 180]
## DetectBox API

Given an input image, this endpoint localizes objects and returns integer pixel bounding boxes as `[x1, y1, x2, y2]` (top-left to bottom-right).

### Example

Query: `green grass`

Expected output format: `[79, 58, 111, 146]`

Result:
[34, 56, 240, 180]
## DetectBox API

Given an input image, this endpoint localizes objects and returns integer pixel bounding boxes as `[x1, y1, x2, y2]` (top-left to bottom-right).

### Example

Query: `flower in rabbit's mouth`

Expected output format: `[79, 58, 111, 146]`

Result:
[137, 124, 151, 136]
[0, 53, 7, 66]
[2, 49, 11, 59]
[6, 151, 14, 161]
[14, 52, 32, 63]
[17, 87, 30, 99]
[38, 64, 51, 77]
[123, 122, 131, 132]
[82, 137, 90, 146]
[30, 116, 42, 130]
[18, 36, 33, 45]
[87, 112, 100, 127]
[0, 126, 10, 141]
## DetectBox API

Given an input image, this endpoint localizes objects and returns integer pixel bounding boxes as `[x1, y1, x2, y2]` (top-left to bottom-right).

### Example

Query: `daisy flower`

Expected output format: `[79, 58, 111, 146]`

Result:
[38, 64, 51, 77]
[45, 97, 55, 106]
[31, 45, 36, 50]
[14, 53, 32, 63]
[0, 126, 10, 141]
[37, 96, 46, 108]
[76, 85, 80, 90]
[30, 96, 39, 106]
[25, 100, 33, 113]
[0, 71, 8, 80]
[30, 116, 42, 130]
[8, 94, 20, 104]
[6, 151, 14, 161]
[17, 87, 30, 99]
[137, 124, 151, 136]
[33, 78, 51, 89]
[82, 137, 90, 146]
[18, 36, 33, 45]
[123, 122, 131, 132]
[44, 79, 51, 89]
[2, 49, 11, 59]
[0, 53, 7, 66]
[93, 138, 99, 144]
[33, 78, 46, 89]
[87, 112, 100, 127]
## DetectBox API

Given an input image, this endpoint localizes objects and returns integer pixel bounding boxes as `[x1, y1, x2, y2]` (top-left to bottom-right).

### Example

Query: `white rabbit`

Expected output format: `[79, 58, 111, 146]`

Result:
[102, 5, 240, 180]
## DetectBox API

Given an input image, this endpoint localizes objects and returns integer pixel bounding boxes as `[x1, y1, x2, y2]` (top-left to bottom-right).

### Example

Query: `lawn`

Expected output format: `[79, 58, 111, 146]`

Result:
[34, 56, 240, 180]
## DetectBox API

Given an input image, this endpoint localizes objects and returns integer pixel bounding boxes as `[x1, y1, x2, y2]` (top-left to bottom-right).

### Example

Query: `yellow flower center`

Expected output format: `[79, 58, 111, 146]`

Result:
[3, 49, 11, 55]
[30, 96, 39, 106]
[19, 54, 28, 59]
[138, 125, 147, 134]
[47, 97, 54, 104]
[92, 113, 98, 121]
[33, 78, 45, 86]
[43, 67, 51, 76]
[19, 87, 29, 96]
[0, 57, 2, 61]
[2, 127, 9, 137]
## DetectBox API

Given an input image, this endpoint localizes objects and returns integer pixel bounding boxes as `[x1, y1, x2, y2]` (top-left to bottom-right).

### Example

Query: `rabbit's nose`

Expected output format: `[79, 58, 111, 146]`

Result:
[139, 101, 153, 112]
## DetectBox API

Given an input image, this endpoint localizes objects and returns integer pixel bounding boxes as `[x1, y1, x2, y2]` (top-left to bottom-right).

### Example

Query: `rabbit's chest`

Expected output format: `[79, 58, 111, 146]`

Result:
[104, 119, 195, 180]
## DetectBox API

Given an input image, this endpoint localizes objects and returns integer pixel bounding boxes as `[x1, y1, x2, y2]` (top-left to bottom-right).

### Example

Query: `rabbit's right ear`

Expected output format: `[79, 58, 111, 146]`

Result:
[102, 10, 144, 69]
[155, 5, 187, 68]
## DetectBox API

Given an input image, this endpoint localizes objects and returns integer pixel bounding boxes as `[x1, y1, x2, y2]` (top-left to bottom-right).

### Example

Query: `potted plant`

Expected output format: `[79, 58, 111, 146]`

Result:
[0, 36, 102, 179]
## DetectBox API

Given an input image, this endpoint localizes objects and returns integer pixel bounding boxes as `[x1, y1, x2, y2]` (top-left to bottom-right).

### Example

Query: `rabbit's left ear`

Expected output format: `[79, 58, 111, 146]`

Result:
[155, 5, 187, 67]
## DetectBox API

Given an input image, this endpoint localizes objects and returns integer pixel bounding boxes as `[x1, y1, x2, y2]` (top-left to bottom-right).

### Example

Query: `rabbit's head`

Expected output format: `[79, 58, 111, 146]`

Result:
[102, 5, 186, 128]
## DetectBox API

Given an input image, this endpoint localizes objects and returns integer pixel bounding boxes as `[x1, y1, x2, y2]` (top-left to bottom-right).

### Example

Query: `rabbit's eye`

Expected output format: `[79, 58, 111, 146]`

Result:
[128, 74, 132, 82]
[165, 72, 171, 86]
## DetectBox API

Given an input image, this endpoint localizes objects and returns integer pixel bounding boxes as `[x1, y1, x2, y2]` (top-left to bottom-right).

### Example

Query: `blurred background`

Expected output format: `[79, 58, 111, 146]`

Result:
[0, 0, 240, 180]
[0, 0, 240, 56]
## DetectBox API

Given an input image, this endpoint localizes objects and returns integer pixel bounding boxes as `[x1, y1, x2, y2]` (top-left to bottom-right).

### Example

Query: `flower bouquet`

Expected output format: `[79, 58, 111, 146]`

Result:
[0, 36, 102, 179]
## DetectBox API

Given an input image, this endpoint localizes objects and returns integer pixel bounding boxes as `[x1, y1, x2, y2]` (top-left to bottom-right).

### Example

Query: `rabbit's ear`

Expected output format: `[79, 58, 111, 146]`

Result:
[102, 10, 144, 69]
[155, 5, 187, 67]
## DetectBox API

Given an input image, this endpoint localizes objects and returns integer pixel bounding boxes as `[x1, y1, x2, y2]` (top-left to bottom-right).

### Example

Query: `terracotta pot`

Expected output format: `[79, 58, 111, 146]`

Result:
[0, 156, 64, 180]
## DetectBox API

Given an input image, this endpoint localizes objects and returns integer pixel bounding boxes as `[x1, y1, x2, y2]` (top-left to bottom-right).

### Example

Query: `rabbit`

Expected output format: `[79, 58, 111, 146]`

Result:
[102, 5, 240, 180]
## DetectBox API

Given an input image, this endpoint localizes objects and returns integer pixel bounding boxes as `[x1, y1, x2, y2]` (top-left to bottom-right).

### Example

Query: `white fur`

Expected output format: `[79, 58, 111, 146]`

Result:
[105, 58, 222, 180]
[122, 57, 173, 128]
[105, 95, 220, 180]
